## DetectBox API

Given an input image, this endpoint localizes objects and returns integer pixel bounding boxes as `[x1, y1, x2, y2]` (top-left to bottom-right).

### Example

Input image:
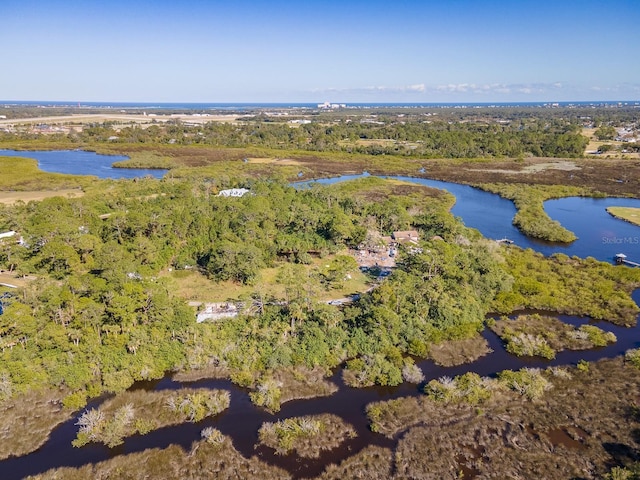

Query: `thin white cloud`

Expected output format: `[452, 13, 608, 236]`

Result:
[434, 82, 567, 95]
[322, 84, 428, 94]
[311, 81, 640, 100]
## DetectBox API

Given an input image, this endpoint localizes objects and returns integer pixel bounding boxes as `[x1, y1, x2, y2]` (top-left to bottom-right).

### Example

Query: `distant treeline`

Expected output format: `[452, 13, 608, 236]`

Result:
[33, 118, 589, 158]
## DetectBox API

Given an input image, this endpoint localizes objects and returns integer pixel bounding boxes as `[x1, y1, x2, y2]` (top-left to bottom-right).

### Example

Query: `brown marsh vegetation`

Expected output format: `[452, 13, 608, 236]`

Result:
[0, 389, 71, 460]
[363, 357, 640, 479]
[27, 436, 291, 480]
[73, 388, 230, 448]
[490, 314, 617, 359]
[427, 336, 493, 367]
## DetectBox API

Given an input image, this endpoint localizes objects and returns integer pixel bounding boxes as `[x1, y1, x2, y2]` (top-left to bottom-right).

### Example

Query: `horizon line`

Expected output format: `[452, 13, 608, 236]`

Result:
[2, 99, 640, 106]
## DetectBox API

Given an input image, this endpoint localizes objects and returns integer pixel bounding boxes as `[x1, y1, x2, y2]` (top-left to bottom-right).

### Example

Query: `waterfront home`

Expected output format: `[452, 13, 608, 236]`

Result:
[392, 230, 420, 244]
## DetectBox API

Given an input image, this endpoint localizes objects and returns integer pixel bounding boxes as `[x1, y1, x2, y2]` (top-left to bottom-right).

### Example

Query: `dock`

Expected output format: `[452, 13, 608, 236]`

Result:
[496, 238, 514, 245]
[615, 253, 640, 267]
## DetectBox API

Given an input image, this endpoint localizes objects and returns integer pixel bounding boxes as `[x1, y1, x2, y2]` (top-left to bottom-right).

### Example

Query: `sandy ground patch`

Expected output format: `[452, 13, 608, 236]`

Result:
[469, 160, 581, 175]
[246, 157, 302, 165]
[0, 189, 84, 204]
[0, 113, 245, 129]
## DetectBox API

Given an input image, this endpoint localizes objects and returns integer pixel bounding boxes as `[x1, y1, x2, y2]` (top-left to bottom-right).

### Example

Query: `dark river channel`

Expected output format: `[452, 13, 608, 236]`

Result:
[1, 161, 640, 478]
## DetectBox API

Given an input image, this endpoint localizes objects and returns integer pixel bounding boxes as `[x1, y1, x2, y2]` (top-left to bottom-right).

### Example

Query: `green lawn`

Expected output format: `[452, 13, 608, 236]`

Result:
[607, 206, 640, 226]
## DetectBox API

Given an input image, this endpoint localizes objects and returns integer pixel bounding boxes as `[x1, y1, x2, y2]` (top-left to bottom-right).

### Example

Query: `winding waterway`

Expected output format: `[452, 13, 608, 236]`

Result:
[301, 172, 640, 264]
[0, 149, 167, 179]
[3, 291, 639, 480]
[1, 164, 640, 478]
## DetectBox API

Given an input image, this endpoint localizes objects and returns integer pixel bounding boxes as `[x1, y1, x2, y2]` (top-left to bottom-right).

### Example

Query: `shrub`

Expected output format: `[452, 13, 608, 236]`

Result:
[577, 360, 590, 373]
[498, 368, 551, 400]
[249, 378, 283, 412]
[424, 372, 491, 405]
[62, 390, 88, 411]
[401, 360, 425, 384]
[505, 331, 555, 359]
[201, 427, 226, 447]
[626, 348, 640, 369]
[166, 390, 230, 422]
[579, 325, 616, 347]
[258, 417, 322, 455]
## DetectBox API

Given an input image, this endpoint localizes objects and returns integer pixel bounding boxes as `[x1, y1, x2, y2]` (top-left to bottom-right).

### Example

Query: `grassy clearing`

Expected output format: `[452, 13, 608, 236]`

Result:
[257, 413, 356, 458]
[0, 188, 84, 205]
[162, 253, 371, 304]
[490, 314, 616, 359]
[428, 336, 493, 366]
[73, 388, 230, 447]
[0, 271, 35, 288]
[0, 389, 71, 461]
[607, 206, 640, 226]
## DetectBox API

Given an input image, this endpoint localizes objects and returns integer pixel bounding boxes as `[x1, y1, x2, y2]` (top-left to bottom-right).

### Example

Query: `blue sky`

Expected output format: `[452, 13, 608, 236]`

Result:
[2, 0, 639, 102]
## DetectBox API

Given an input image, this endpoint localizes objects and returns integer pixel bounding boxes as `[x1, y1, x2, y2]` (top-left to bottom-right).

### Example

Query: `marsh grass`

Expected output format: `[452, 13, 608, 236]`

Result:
[257, 414, 356, 458]
[0, 389, 70, 460]
[364, 358, 640, 478]
[428, 335, 493, 366]
[491, 314, 617, 359]
[73, 388, 230, 447]
[111, 151, 178, 170]
[29, 437, 291, 480]
[317, 445, 393, 480]
[274, 366, 338, 404]
[0, 156, 90, 191]
[478, 183, 587, 242]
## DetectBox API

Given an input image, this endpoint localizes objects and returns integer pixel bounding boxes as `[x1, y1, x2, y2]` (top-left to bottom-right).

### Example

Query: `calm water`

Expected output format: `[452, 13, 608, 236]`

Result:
[0, 149, 167, 179]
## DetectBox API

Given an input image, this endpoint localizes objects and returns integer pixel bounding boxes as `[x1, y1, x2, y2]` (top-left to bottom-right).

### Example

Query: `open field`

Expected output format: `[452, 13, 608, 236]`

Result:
[0, 272, 34, 288]
[607, 206, 640, 226]
[0, 188, 84, 205]
[162, 254, 371, 304]
[0, 113, 245, 128]
[582, 127, 640, 159]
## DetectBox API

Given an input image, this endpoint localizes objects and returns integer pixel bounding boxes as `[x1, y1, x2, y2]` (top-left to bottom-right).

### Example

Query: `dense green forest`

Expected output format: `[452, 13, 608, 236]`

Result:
[2, 114, 591, 158]
[1, 173, 639, 411]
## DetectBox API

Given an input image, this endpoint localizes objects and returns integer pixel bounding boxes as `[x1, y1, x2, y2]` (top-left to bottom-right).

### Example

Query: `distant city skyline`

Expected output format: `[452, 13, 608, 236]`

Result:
[2, 0, 639, 103]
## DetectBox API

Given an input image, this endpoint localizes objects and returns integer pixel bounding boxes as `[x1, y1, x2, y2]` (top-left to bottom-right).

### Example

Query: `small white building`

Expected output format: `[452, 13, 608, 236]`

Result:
[196, 303, 239, 323]
[0, 231, 17, 241]
[218, 188, 250, 198]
